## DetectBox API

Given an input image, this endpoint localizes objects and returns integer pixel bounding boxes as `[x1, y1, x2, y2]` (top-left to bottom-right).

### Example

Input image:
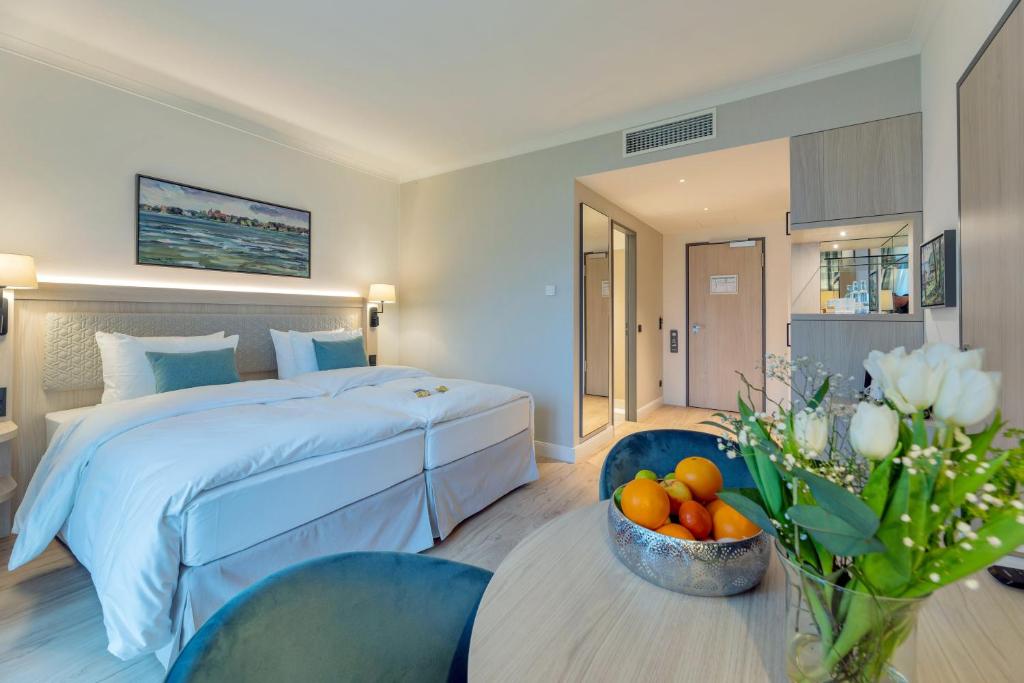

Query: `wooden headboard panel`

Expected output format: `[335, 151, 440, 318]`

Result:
[10, 283, 369, 513]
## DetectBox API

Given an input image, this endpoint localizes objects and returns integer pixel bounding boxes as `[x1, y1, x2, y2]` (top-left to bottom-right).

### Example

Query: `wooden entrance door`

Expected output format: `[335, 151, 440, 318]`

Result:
[959, 0, 1024, 431]
[687, 240, 765, 411]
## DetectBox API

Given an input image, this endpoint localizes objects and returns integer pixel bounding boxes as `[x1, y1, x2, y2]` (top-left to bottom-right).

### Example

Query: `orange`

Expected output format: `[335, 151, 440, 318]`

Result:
[656, 523, 695, 540]
[674, 457, 724, 502]
[712, 503, 762, 541]
[705, 498, 727, 518]
[620, 479, 671, 530]
[678, 500, 713, 539]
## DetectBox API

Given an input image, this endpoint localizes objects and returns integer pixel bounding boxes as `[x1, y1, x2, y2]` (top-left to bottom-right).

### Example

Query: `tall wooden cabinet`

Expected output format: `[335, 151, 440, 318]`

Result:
[790, 113, 922, 226]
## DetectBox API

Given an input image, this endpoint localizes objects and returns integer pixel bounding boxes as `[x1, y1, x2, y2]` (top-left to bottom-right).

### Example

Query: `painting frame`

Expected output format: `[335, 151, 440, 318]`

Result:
[136, 174, 312, 279]
[920, 229, 957, 308]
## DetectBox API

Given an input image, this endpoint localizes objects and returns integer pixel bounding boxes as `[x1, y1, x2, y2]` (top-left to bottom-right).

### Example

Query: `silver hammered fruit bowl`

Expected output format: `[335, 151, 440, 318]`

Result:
[607, 497, 771, 596]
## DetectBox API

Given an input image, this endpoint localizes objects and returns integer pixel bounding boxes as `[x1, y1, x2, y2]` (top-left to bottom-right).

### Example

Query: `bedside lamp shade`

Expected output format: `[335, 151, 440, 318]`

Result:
[368, 283, 397, 303]
[0, 254, 37, 289]
[0, 253, 37, 336]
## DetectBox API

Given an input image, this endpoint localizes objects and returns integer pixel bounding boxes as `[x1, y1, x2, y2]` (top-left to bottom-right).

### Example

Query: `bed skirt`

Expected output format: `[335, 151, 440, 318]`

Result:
[425, 427, 538, 540]
[157, 471, 433, 668]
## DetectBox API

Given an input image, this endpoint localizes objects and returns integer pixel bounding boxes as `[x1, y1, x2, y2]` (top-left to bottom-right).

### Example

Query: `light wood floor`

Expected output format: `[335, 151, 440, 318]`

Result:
[0, 406, 719, 682]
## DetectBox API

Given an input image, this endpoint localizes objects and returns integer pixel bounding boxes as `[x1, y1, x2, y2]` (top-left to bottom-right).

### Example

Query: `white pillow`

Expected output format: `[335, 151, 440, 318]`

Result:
[270, 329, 297, 380]
[282, 328, 362, 377]
[95, 331, 238, 403]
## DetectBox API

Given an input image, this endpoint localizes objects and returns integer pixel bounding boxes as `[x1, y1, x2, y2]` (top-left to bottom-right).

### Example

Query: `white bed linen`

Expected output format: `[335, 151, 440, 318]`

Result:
[175, 430, 423, 566]
[293, 365, 531, 427]
[10, 379, 421, 660]
[426, 427, 537, 538]
[158, 472, 434, 668]
[424, 397, 531, 468]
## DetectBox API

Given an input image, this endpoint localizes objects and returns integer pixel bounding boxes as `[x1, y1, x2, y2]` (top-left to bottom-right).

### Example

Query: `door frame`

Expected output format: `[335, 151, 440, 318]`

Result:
[684, 237, 767, 411]
[612, 221, 638, 422]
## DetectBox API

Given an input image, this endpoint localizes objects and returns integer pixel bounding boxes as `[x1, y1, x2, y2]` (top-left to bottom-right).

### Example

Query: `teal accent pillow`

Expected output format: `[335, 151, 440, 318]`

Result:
[313, 336, 367, 371]
[145, 347, 241, 394]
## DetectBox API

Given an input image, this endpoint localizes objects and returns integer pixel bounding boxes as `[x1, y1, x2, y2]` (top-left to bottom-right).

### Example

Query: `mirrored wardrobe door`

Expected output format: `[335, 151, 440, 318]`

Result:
[580, 203, 611, 438]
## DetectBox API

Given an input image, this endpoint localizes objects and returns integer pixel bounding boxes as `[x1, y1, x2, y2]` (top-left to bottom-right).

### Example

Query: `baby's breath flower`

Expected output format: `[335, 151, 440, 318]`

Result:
[986, 536, 1002, 547]
[965, 578, 980, 590]
[930, 504, 941, 513]
[902, 537, 914, 548]
[929, 572, 941, 583]
[899, 513, 912, 523]
[961, 542, 973, 550]
[1011, 500, 1024, 511]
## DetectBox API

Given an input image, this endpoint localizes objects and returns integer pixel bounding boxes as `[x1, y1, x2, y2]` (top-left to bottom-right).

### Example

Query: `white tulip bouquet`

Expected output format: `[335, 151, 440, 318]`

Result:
[710, 344, 1024, 682]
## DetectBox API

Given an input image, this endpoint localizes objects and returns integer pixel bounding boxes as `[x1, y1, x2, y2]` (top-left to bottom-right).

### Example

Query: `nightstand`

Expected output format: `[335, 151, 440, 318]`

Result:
[0, 421, 17, 538]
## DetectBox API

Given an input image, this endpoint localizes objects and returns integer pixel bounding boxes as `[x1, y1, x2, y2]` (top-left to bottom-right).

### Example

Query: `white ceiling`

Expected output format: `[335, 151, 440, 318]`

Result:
[0, 0, 930, 181]
[578, 138, 791, 234]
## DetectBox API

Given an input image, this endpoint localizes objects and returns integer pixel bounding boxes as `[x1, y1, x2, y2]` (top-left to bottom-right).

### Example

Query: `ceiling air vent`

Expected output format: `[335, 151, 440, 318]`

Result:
[622, 108, 716, 157]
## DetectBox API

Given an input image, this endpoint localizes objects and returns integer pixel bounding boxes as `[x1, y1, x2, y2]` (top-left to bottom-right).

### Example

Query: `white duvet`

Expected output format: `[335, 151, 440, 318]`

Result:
[292, 365, 532, 426]
[9, 377, 421, 659]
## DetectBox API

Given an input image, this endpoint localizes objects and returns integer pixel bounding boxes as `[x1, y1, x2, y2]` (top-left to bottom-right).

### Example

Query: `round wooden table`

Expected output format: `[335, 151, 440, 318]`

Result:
[469, 501, 1024, 682]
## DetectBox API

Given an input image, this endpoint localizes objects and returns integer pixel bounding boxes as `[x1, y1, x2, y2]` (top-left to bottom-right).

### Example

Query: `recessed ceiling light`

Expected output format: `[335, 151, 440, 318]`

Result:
[840, 231, 847, 237]
[703, 207, 709, 211]
[678, 178, 686, 183]
[832, 243, 839, 249]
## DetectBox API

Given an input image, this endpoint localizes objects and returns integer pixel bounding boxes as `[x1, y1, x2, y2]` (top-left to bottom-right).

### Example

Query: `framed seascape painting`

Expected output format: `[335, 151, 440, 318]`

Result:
[136, 175, 311, 278]
[920, 229, 957, 307]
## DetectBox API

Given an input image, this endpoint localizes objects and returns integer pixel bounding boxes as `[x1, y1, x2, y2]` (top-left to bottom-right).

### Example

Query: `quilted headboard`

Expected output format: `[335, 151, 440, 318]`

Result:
[43, 311, 362, 391]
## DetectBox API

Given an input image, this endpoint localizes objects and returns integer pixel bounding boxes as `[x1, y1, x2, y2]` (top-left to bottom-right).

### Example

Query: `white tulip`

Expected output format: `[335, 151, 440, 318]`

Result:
[933, 367, 1001, 426]
[794, 409, 830, 455]
[849, 402, 900, 460]
[864, 344, 969, 414]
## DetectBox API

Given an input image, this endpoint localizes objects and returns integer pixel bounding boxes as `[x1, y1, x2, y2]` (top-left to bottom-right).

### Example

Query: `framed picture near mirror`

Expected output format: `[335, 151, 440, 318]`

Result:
[920, 229, 957, 307]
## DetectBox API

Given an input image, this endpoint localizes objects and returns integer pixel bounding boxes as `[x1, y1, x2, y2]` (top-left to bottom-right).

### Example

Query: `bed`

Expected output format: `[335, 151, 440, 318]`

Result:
[13, 382, 436, 664]
[10, 288, 536, 666]
[291, 366, 538, 538]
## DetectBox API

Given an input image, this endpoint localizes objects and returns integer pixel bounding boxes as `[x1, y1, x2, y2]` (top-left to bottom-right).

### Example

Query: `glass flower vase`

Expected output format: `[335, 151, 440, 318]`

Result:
[778, 548, 926, 683]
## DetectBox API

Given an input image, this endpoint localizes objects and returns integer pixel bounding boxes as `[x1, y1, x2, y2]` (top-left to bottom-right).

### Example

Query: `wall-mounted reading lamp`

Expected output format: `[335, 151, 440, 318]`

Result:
[368, 283, 397, 328]
[0, 254, 37, 336]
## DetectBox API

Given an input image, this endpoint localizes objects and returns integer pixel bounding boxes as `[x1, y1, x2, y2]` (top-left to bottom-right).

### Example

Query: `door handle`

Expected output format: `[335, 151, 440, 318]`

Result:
[690, 324, 702, 334]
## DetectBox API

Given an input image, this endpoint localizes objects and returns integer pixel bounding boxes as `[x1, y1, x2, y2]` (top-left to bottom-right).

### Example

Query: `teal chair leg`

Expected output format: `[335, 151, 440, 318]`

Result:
[166, 552, 492, 683]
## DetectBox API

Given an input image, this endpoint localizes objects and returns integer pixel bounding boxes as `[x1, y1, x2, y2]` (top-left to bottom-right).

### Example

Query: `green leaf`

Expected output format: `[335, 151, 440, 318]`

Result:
[790, 469, 881, 538]
[716, 491, 777, 538]
[787, 505, 887, 556]
[861, 449, 898, 517]
[951, 452, 1009, 506]
[721, 486, 766, 509]
[902, 509, 1024, 597]
[808, 376, 830, 410]
[860, 467, 912, 593]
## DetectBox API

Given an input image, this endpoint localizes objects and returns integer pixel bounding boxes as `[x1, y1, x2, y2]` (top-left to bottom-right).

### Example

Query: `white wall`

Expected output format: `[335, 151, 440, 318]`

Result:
[400, 58, 920, 450]
[662, 219, 791, 409]
[0, 50, 402, 362]
[919, 0, 1015, 346]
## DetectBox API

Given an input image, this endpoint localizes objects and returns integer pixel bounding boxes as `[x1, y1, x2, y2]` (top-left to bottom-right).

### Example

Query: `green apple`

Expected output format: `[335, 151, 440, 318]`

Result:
[663, 472, 676, 480]
[613, 485, 625, 508]
[660, 479, 694, 514]
[634, 469, 658, 481]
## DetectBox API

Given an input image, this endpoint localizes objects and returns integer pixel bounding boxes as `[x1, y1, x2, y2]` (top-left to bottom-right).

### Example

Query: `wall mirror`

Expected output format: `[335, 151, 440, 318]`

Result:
[580, 203, 611, 438]
[791, 217, 919, 316]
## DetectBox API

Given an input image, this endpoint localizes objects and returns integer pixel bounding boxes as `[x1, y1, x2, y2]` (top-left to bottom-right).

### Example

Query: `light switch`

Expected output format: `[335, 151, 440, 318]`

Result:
[544, 285, 556, 296]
